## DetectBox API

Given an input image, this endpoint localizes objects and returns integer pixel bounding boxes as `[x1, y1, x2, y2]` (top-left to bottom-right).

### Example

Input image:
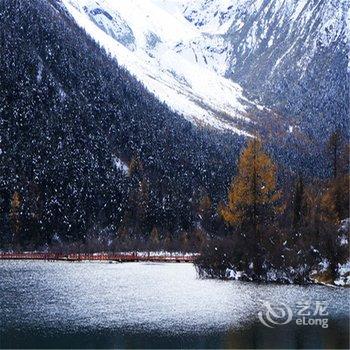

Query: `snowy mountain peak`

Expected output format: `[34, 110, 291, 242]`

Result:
[61, 0, 260, 136]
[182, 0, 349, 74]
[61, 0, 348, 139]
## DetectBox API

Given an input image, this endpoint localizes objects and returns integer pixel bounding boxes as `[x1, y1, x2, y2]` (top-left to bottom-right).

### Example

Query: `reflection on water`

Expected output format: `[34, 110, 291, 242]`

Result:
[0, 261, 349, 349]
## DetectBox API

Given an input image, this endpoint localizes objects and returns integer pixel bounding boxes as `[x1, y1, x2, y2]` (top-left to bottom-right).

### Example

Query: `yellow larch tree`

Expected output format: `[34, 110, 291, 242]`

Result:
[10, 191, 21, 238]
[221, 139, 282, 274]
[222, 139, 281, 229]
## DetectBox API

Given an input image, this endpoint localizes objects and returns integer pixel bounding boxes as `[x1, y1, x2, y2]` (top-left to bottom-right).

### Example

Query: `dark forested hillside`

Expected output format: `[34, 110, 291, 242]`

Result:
[0, 0, 347, 253]
[0, 0, 243, 248]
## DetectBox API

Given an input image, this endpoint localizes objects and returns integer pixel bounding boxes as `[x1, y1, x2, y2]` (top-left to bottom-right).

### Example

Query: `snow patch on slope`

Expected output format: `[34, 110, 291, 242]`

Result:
[62, 0, 254, 136]
[182, 0, 350, 74]
[183, 0, 349, 77]
[112, 156, 129, 175]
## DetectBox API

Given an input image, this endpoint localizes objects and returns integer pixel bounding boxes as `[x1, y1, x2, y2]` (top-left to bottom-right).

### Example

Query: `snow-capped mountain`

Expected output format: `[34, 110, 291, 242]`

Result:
[182, 0, 349, 74]
[182, 0, 350, 139]
[61, 0, 265, 136]
[61, 0, 348, 140]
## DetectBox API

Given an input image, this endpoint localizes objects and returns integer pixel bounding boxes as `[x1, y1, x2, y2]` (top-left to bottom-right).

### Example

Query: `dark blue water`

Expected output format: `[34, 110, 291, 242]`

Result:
[0, 261, 348, 349]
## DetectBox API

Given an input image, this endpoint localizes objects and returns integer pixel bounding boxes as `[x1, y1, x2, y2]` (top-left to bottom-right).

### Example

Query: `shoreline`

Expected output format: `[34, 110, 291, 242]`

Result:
[0, 252, 198, 263]
[195, 265, 350, 287]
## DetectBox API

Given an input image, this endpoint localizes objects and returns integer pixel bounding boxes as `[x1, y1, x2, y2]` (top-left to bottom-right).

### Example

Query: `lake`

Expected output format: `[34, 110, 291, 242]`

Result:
[0, 261, 349, 349]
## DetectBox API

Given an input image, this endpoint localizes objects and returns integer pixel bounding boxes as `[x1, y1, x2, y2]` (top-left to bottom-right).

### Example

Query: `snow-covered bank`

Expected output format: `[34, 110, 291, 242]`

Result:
[195, 261, 350, 287]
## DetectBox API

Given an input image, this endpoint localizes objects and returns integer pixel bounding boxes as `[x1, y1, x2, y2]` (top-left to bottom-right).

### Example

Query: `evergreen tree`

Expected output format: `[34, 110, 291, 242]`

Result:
[292, 175, 306, 230]
[327, 130, 342, 179]
[198, 194, 212, 232]
[150, 226, 159, 245]
[321, 132, 349, 223]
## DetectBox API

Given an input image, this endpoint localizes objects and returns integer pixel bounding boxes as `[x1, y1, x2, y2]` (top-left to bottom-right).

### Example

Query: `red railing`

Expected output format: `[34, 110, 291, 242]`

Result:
[0, 252, 198, 262]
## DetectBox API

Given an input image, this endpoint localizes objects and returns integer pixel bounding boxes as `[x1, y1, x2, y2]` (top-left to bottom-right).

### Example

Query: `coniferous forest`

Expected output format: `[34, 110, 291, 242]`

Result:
[0, 0, 349, 284]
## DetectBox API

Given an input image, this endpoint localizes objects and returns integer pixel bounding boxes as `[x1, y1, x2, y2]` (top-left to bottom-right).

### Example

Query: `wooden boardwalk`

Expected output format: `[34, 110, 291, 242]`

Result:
[0, 252, 198, 263]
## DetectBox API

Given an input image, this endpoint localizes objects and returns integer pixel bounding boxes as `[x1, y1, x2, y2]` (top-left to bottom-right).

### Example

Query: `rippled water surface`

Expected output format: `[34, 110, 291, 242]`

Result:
[0, 261, 349, 349]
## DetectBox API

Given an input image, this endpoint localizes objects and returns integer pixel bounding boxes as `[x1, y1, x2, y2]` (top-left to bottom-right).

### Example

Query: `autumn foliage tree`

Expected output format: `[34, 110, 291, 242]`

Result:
[10, 191, 22, 245]
[221, 139, 282, 275]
